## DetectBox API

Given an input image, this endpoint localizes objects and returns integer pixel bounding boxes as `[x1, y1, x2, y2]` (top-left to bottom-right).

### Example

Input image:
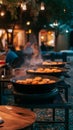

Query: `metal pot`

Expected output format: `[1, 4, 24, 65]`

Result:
[10, 75, 61, 94]
[13, 88, 59, 105]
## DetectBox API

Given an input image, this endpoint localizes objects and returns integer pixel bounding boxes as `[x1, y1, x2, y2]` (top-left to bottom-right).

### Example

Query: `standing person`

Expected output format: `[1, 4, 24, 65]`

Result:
[24, 41, 33, 63]
[5, 44, 19, 68]
[40, 41, 47, 52]
[0, 38, 4, 52]
[10, 41, 25, 67]
[31, 43, 39, 58]
[1, 39, 8, 51]
[13, 45, 25, 67]
[30, 43, 43, 65]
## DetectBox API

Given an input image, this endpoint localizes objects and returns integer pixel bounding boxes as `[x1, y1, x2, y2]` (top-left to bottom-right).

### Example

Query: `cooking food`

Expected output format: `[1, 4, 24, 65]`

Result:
[28, 67, 65, 73]
[16, 76, 56, 85]
[42, 61, 66, 67]
[10, 75, 61, 94]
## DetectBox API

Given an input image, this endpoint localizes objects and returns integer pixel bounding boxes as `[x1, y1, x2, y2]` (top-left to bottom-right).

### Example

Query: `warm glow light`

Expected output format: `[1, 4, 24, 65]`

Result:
[26, 21, 30, 25]
[0, 0, 3, 4]
[21, 2, 27, 10]
[53, 21, 58, 27]
[49, 21, 60, 28]
[0, 11, 5, 16]
[41, 36, 45, 40]
[0, 30, 2, 37]
[40, 2, 45, 10]
[64, 9, 66, 13]
[47, 31, 55, 47]
[7, 29, 13, 33]
[0, 29, 5, 37]
[28, 29, 32, 34]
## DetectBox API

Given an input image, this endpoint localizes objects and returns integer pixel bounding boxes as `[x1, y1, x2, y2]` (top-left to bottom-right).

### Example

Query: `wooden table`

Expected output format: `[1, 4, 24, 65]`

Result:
[0, 105, 36, 130]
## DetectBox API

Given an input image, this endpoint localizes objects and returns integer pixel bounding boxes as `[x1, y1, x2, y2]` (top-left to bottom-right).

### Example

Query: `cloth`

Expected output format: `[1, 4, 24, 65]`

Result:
[6, 49, 18, 66]
[24, 47, 33, 55]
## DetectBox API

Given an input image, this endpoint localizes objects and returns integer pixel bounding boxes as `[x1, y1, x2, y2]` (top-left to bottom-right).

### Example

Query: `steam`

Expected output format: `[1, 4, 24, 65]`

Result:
[12, 53, 43, 77]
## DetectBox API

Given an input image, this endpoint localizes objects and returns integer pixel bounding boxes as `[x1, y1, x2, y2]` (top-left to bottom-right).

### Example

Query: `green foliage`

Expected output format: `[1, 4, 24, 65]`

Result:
[3, 0, 19, 3]
[2, 0, 73, 24]
[3, 0, 19, 19]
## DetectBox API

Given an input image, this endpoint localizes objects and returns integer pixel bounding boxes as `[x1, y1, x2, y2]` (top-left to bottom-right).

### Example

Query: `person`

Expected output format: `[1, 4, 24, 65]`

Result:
[5, 44, 20, 68]
[8, 41, 26, 68]
[40, 42, 47, 52]
[13, 45, 25, 67]
[0, 38, 4, 52]
[23, 41, 33, 61]
[30, 43, 43, 65]
[31, 43, 39, 58]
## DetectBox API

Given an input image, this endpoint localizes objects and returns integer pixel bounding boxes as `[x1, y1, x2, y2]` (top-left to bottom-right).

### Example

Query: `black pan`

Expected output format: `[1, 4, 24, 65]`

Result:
[26, 67, 67, 77]
[13, 88, 59, 104]
[42, 61, 66, 67]
[10, 75, 61, 94]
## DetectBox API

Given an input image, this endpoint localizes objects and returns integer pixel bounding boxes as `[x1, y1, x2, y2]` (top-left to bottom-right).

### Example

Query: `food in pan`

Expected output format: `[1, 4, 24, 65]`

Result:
[33, 76, 42, 81]
[27, 69, 34, 72]
[42, 61, 65, 65]
[36, 68, 44, 71]
[16, 76, 56, 85]
[28, 68, 63, 73]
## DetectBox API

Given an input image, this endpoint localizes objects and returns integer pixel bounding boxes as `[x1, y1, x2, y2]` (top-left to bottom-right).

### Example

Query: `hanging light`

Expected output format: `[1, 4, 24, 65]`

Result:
[7, 29, 13, 33]
[28, 29, 32, 34]
[53, 21, 58, 27]
[40, 2, 45, 10]
[21, 2, 27, 11]
[26, 21, 30, 26]
[0, 11, 5, 16]
[0, 0, 3, 4]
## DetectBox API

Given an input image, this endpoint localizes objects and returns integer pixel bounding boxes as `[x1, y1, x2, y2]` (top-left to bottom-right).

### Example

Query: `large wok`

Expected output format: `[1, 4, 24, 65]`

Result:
[10, 75, 61, 94]
[26, 67, 67, 77]
[42, 61, 67, 67]
[13, 88, 59, 104]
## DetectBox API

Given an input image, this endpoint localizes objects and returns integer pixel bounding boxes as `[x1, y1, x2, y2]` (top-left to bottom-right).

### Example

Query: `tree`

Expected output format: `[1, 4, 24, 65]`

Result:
[0, 0, 72, 26]
[0, 0, 73, 50]
[44, 0, 73, 51]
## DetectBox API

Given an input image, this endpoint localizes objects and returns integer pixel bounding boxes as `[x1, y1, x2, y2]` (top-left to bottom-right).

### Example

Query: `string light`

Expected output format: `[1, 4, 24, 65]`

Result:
[26, 21, 30, 25]
[21, 2, 27, 11]
[40, 2, 45, 10]
[0, 0, 3, 4]
[0, 11, 5, 16]
[53, 21, 58, 27]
